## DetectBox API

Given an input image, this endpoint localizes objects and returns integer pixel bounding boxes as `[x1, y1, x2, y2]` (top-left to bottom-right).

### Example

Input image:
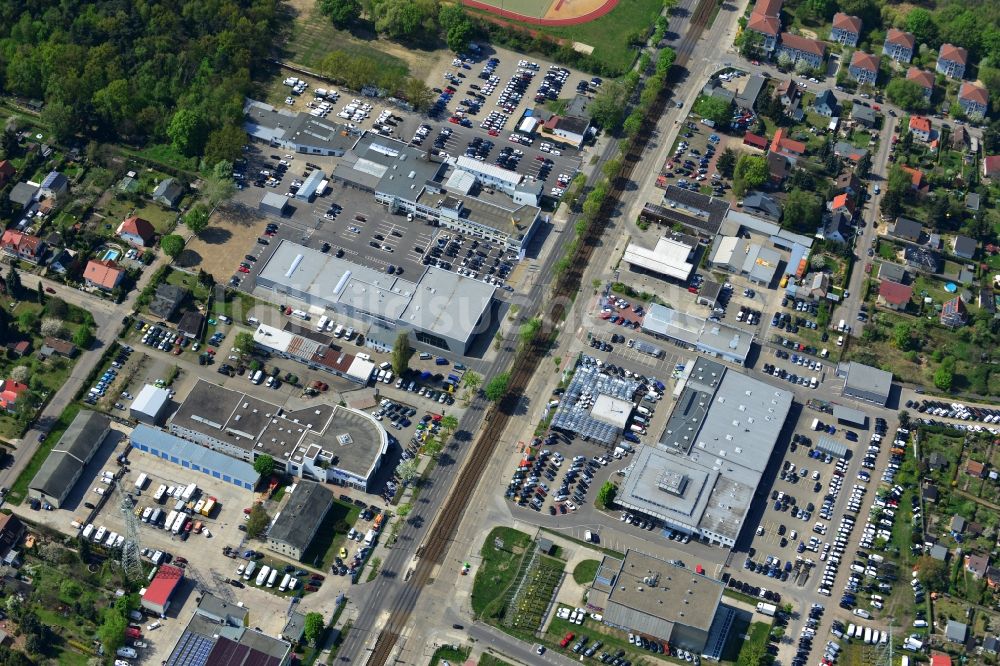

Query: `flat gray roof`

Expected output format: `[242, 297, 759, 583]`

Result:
[295, 405, 388, 478]
[844, 362, 892, 400]
[833, 404, 867, 427]
[602, 550, 723, 638]
[268, 480, 333, 552]
[284, 114, 355, 153]
[30, 410, 110, 498]
[642, 305, 753, 363]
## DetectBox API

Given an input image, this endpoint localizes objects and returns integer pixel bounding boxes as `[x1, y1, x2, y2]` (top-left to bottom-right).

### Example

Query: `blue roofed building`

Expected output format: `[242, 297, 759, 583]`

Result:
[130, 425, 260, 489]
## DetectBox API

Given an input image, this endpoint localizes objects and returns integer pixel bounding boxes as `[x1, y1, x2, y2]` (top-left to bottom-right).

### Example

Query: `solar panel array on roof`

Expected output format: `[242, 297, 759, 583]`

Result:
[166, 631, 215, 666]
[550, 361, 640, 445]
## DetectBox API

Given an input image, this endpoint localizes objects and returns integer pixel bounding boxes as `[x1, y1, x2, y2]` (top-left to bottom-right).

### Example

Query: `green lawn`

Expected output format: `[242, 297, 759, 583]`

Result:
[471, 527, 534, 618]
[479, 654, 515, 666]
[542, 615, 670, 664]
[736, 621, 772, 666]
[165, 269, 211, 303]
[430, 645, 471, 666]
[572, 559, 600, 584]
[300, 499, 362, 572]
[122, 143, 199, 174]
[97, 196, 178, 237]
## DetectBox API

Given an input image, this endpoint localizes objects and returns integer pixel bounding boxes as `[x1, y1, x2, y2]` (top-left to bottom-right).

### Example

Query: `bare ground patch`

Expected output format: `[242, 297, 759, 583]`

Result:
[181, 204, 269, 279]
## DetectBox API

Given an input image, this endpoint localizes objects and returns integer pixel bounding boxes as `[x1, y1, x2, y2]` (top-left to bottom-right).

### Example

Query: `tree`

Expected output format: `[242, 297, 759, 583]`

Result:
[892, 322, 912, 350]
[319, 0, 362, 26]
[9, 366, 29, 384]
[445, 18, 474, 53]
[167, 108, 209, 157]
[4, 267, 21, 298]
[589, 81, 628, 127]
[906, 8, 939, 48]
[597, 481, 617, 509]
[462, 371, 482, 391]
[933, 358, 955, 391]
[916, 555, 949, 591]
[856, 152, 872, 179]
[776, 52, 793, 70]
[303, 612, 325, 645]
[160, 234, 185, 258]
[204, 125, 248, 166]
[72, 325, 94, 349]
[396, 458, 420, 485]
[800, 0, 835, 23]
[782, 189, 822, 233]
[98, 608, 127, 655]
[401, 78, 434, 112]
[184, 205, 211, 235]
[694, 96, 732, 126]
[717, 148, 737, 178]
[234, 332, 256, 357]
[391, 331, 414, 376]
[40, 318, 65, 337]
[484, 373, 511, 402]
[737, 29, 765, 59]
[886, 79, 929, 111]
[519, 317, 542, 346]
[41, 101, 78, 143]
[371, 0, 438, 40]
[16, 310, 37, 333]
[396, 503, 412, 518]
[253, 454, 275, 478]
[440, 414, 459, 434]
[44, 297, 68, 319]
[733, 154, 767, 196]
[246, 504, 271, 538]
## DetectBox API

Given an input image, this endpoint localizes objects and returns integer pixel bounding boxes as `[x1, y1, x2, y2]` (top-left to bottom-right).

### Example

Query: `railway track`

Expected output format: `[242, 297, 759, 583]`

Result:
[362, 4, 715, 663]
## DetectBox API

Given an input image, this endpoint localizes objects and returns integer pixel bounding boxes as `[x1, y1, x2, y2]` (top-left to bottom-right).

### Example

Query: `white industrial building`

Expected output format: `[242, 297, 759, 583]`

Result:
[130, 384, 171, 425]
[623, 234, 698, 282]
[641, 304, 754, 366]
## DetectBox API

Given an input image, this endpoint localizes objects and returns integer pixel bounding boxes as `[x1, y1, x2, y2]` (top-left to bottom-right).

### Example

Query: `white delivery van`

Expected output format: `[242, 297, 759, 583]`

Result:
[252, 370, 264, 384]
[316, 315, 330, 332]
[333, 324, 345, 338]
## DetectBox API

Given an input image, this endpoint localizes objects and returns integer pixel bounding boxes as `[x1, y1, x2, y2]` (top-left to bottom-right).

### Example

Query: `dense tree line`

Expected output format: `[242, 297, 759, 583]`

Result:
[0, 0, 281, 160]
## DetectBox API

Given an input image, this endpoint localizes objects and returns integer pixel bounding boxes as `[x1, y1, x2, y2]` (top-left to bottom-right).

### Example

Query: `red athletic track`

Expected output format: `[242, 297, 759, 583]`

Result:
[461, 0, 620, 26]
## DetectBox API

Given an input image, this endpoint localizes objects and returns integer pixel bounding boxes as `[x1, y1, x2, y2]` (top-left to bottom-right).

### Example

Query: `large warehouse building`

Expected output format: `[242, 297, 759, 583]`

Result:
[588, 550, 735, 660]
[169, 379, 389, 491]
[255, 239, 497, 355]
[130, 425, 259, 490]
[251, 323, 375, 385]
[838, 362, 893, 406]
[29, 410, 111, 508]
[266, 481, 334, 561]
[641, 304, 754, 366]
[617, 358, 793, 548]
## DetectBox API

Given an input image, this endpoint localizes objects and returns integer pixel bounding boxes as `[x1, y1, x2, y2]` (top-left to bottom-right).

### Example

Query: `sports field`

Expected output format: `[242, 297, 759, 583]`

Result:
[462, 0, 619, 24]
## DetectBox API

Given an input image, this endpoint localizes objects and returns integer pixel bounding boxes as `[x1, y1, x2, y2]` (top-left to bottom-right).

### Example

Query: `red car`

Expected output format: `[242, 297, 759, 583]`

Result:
[488, 130, 499, 136]
[45, 287, 56, 294]
[560, 632, 575, 647]
[238, 266, 250, 273]
[448, 117, 460, 124]
[172, 346, 182, 355]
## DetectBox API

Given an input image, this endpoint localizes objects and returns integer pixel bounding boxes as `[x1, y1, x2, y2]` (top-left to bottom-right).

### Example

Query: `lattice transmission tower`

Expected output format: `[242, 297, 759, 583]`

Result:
[118, 487, 144, 580]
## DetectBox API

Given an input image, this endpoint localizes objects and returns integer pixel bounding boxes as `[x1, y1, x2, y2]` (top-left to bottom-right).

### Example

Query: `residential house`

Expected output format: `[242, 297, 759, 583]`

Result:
[832, 141, 867, 162]
[834, 172, 862, 197]
[5, 341, 28, 358]
[921, 484, 939, 503]
[830, 13, 862, 47]
[152, 178, 184, 208]
[0, 513, 24, 560]
[878, 262, 906, 283]
[770, 128, 806, 159]
[177, 310, 205, 339]
[936, 43, 968, 79]
[951, 125, 970, 151]
[820, 210, 853, 244]
[828, 193, 856, 218]
[84, 259, 124, 292]
[909, 116, 932, 142]
[929, 452, 948, 471]
[8, 182, 38, 208]
[883, 29, 915, 63]
[38, 171, 69, 201]
[950, 514, 966, 533]
[736, 75, 766, 110]
[813, 89, 839, 117]
[952, 235, 977, 259]
[777, 33, 826, 69]
[878, 280, 912, 310]
[891, 217, 924, 242]
[807, 272, 830, 299]
[149, 284, 187, 320]
[899, 165, 926, 192]
[746, 0, 782, 54]
[979, 287, 995, 315]
[776, 79, 798, 107]
[852, 104, 876, 127]
[38, 337, 77, 360]
[988, 566, 1000, 589]
[0, 380, 27, 412]
[116, 216, 156, 248]
[984, 637, 1000, 656]
[946, 621, 967, 644]
[966, 460, 986, 478]
[904, 245, 940, 272]
[930, 543, 949, 561]
[0, 160, 14, 187]
[0, 230, 45, 264]
[941, 296, 967, 328]
[984, 155, 1000, 179]
[741, 192, 781, 221]
[766, 152, 791, 183]
[848, 51, 880, 85]
[966, 553, 989, 578]
[930, 654, 952, 666]
[966, 193, 980, 212]
[957, 81, 989, 119]
[906, 68, 935, 101]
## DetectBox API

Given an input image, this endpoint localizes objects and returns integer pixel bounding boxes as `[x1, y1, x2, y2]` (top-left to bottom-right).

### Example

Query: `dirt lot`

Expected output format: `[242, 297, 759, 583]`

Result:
[181, 204, 271, 281]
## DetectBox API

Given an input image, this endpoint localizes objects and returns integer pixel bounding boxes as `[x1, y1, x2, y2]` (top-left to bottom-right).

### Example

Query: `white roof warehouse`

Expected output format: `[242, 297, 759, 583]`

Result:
[255, 239, 497, 355]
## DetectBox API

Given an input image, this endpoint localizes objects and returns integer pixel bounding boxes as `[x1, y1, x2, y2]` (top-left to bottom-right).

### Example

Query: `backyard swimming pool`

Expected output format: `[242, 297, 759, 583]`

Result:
[101, 248, 121, 262]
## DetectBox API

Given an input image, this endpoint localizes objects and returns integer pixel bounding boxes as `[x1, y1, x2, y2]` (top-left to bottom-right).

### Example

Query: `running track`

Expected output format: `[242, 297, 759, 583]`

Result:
[461, 0, 620, 26]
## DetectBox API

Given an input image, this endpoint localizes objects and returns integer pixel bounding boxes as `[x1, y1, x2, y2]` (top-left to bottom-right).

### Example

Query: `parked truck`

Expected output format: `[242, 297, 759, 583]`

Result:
[364, 529, 377, 546]
[255, 565, 271, 586]
[134, 473, 148, 491]
[200, 497, 216, 517]
[267, 568, 279, 588]
[180, 483, 198, 502]
[164, 510, 178, 532]
[152, 484, 167, 502]
[756, 602, 777, 617]
[811, 418, 822, 430]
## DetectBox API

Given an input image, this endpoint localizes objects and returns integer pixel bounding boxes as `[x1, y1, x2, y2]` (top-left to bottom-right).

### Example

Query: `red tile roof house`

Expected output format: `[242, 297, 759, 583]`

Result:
[883, 28, 915, 63]
[899, 165, 927, 192]
[848, 51, 880, 85]
[84, 259, 124, 292]
[828, 193, 856, 217]
[777, 33, 826, 69]
[966, 553, 990, 578]
[906, 67, 935, 101]
[829, 13, 862, 47]
[966, 460, 986, 478]
[0, 380, 27, 412]
[0, 160, 14, 188]
[770, 128, 806, 159]
[116, 216, 156, 247]
[984, 155, 1000, 179]
[0, 230, 46, 264]
[909, 115, 932, 142]
[957, 81, 989, 119]
[746, 0, 782, 53]
[936, 43, 967, 79]
[878, 280, 913, 310]
[940, 295, 968, 328]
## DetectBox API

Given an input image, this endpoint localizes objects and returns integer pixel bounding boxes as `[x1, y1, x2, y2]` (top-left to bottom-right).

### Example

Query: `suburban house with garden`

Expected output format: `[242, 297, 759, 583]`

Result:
[936, 44, 968, 79]
[829, 13, 862, 47]
[0, 379, 27, 412]
[852, 104, 876, 127]
[152, 178, 184, 208]
[957, 82, 989, 119]
[0, 230, 46, 264]
[878, 280, 913, 311]
[909, 116, 932, 142]
[984, 155, 1000, 180]
[770, 128, 806, 160]
[83, 259, 124, 292]
[940, 296, 968, 328]
[814, 89, 839, 117]
[38, 171, 69, 201]
[848, 51, 880, 85]
[746, 0, 782, 54]
[116, 215, 156, 247]
[777, 33, 825, 69]
[906, 68, 935, 101]
[882, 29, 915, 63]
[952, 235, 977, 260]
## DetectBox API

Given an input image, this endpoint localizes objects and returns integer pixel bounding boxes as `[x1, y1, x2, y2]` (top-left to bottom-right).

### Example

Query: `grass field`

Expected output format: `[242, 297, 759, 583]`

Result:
[429, 645, 471, 666]
[300, 498, 362, 571]
[572, 559, 600, 584]
[479, 654, 515, 666]
[472, 527, 534, 618]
